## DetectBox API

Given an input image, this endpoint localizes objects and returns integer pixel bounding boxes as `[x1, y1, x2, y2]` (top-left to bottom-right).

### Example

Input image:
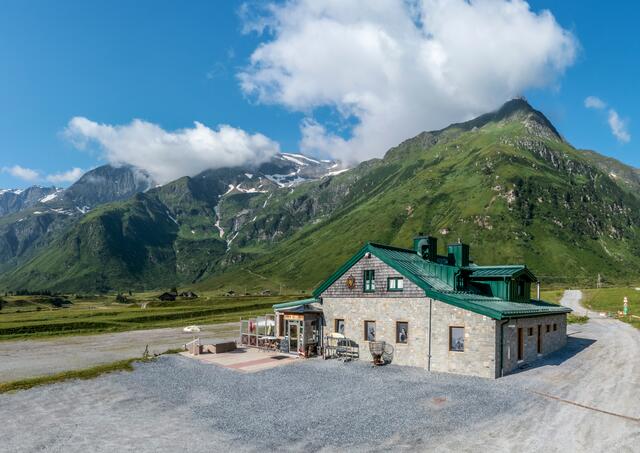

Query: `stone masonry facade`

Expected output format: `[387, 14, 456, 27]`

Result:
[322, 296, 498, 378]
[319, 254, 568, 379]
[499, 313, 567, 375]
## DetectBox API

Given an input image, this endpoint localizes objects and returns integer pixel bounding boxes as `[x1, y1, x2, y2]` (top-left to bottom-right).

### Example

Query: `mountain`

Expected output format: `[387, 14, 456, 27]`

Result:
[0, 165, 155, 274]
[0, 155, 342, 290]
[2, 99, 640, 292]
[0, 186, 61, 217]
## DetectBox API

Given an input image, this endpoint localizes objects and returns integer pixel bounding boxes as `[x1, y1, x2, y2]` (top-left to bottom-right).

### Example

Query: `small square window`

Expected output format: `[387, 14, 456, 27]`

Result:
[335, 319, 345, 335]
[396, 322, 408, 343]
[528, 327, 533, 336]
[364, 321, 376, 341]
[449, 326, 464, 352]
[553, 323, 557, 331]
[363, 270, 375, 292]
[387, 277, 404, 291]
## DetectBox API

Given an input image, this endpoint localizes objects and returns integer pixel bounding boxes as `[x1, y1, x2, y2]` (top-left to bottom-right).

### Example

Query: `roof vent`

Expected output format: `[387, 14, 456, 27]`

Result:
[413, 234, 437, 261]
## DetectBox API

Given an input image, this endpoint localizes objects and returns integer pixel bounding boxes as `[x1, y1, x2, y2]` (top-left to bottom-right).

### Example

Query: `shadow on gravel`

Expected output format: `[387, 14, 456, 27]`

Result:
[509, 335, 596, 375]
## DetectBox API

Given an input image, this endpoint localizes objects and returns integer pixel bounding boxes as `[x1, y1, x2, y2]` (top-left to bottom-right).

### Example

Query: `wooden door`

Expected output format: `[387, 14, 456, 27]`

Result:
[537, 325, 542, 354]
[517, 327, 524, 361]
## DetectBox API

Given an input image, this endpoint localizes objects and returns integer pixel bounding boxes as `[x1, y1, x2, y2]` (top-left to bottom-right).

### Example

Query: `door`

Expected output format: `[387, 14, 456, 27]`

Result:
[537, 325, 542, 354]
[288, 321, 300, 353]
[517, 327, 524, 361]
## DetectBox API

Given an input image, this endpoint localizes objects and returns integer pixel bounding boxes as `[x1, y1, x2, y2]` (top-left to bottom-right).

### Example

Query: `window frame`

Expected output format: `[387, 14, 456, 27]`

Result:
[364, 320, 376, 341]
[527, 327, 533, 336]
[387, 276, 404, 292]
[546, 324, 551, 333]
[334, 318, 345, 335]
[396, 321, 409, 344]
[449, 326, 465, 352]
[363, 270, 376, 293]
[553, 323, 557, 331]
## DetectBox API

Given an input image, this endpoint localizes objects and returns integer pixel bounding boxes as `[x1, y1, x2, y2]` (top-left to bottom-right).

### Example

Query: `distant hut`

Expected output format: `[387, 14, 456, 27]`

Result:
[179, 291, 198, 299]
[158, 292, 177, 301]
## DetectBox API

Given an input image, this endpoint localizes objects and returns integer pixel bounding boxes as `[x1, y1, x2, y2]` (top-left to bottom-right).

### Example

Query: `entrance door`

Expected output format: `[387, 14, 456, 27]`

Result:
[537, 325, 542, 354]
[517, 328, 524, 361]
[288, 321, 300, 353]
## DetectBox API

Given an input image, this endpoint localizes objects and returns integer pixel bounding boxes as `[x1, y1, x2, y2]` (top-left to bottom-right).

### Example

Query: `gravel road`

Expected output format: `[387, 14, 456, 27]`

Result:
[0, 323, 238, 382]
[0, 291, 638, 452]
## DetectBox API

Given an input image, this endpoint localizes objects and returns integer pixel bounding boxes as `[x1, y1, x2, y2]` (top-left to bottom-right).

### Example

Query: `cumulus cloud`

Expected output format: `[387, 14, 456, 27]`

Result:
[608, 110, 630, 143]
[239, 0, 578, 163]
[584, 96, 631, 143]
[2, 165, 40, 182]
[64, 117, 280, 184]
[46, 167, 84, 184]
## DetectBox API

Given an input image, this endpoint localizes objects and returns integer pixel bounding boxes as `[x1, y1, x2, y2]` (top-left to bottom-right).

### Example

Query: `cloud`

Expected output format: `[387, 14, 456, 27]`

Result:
[584, 96, 606, 110]
[584, 96, 631, 143]
[608, 110, 631, 143]
[239, 0, 578, 163]
[2, 165, 40, 182]
[64, 118, 280, 184]
[46, 167, 84, 184]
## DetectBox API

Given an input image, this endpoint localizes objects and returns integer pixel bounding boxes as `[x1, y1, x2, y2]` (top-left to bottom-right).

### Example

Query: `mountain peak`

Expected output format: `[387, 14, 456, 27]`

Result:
[461, 98, 563, 141]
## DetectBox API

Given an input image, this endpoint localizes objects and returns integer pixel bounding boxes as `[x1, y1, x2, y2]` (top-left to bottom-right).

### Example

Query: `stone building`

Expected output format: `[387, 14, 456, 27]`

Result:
[273, 235, 570, 378]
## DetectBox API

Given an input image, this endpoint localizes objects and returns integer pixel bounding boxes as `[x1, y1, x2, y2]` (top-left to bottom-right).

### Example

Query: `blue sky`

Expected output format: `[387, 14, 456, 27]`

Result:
[0, 0, 637, 187]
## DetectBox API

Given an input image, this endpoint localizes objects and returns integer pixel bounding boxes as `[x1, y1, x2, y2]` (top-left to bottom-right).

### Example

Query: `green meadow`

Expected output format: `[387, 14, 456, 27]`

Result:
[0, 292, 299, 340]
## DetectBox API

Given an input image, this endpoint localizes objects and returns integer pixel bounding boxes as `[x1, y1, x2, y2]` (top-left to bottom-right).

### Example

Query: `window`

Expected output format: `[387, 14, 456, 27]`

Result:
[363, 270, 375, 292]
[396, 322, 408, 343]
[449, 326, 464, 352]
[546, 324, 551, 333]
[335, 319, 345, 335]
[364, 321, 376, 341]
[528, 327, 533, 336]
[553, 323, 557, 332]
[387, 277, 404, 291]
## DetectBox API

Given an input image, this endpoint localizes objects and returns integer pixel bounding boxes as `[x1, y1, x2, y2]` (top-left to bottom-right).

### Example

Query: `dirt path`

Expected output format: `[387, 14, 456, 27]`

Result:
[0, 322, 238, 382]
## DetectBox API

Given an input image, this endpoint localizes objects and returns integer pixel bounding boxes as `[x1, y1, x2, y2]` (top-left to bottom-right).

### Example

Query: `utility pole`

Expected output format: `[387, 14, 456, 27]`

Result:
[597, 273, 602, 289]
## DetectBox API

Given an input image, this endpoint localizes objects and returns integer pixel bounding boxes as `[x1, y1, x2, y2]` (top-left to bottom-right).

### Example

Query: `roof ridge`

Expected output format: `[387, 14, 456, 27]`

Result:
[368, 242, 416, 254]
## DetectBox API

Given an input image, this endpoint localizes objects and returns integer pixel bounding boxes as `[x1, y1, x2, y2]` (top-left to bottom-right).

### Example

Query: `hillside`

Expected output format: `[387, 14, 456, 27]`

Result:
[2, 99, 640, 292]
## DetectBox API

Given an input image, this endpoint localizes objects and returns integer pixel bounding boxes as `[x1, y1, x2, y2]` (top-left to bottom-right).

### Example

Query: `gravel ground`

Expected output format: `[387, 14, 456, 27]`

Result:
[0, 355, 532, 453]
[0, 291, 638, 452]
[0, 322, 238, 382]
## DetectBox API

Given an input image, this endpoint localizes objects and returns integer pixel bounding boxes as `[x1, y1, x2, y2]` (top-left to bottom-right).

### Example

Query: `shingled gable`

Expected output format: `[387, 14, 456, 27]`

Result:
[313, 242, 570, 320]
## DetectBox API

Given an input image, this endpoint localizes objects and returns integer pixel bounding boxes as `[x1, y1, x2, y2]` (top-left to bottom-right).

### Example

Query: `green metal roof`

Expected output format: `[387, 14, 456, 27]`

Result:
[272, 298, 319, 310]
[466, 265, 537, 280]
[312, 243, 570, 320]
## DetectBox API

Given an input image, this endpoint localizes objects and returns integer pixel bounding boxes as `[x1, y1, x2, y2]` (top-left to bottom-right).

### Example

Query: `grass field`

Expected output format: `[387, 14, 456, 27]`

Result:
[581, 287, 640, 329]
[0, 292, 300, 341]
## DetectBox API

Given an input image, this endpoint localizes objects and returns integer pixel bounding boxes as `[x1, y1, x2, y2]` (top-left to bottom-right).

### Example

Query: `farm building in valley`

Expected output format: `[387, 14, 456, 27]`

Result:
[269, 235, 571, 378]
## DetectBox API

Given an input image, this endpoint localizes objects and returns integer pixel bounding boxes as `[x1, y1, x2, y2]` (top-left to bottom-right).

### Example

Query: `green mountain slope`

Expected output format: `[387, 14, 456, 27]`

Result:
[198, 99, 640, 291]
[3, 99, 640, 292]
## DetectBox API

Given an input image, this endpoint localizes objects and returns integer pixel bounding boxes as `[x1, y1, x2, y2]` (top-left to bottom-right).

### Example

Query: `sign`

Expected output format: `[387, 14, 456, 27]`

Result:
[284, 313, 304, 321]
[345, 275, 356, 290]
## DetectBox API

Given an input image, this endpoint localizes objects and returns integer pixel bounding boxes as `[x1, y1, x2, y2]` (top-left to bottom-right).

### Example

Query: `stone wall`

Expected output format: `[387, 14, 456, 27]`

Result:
[499, 314, 567, 375]
[322, 296, 498, 378]
[323, 254, 424, 298]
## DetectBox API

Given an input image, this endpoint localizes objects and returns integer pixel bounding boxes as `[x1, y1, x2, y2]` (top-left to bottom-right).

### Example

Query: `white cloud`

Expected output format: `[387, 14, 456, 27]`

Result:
[46, 167, 84, 184]
[608, 109, 631, 143]
[239, 0, 578, 163]
[64, 118, 280, 184]
[584, 96, 606, 110]
[584, 96, 631, 143]
[2, 165, 40, 182]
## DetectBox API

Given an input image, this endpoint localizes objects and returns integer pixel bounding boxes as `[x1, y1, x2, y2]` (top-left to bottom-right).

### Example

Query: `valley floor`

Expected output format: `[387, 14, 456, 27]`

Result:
[0, 291, 638, 452]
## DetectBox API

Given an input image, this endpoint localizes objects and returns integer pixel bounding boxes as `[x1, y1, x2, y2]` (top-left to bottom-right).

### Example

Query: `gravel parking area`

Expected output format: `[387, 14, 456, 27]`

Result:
[0, 322, 238, 382]
[0, 355, 532, 453]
